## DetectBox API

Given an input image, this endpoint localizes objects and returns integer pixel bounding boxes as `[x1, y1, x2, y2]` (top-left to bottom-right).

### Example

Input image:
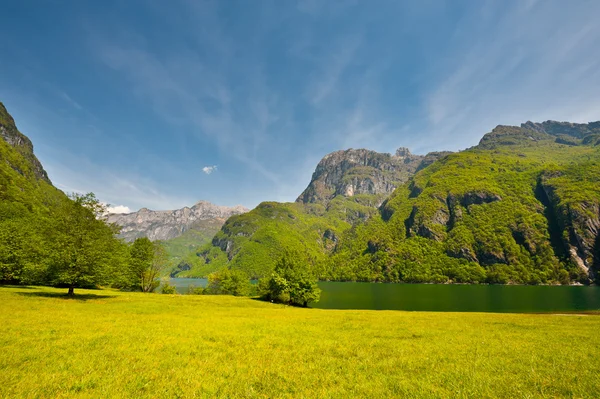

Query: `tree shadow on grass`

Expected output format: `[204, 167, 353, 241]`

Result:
[15, 291, 117, 301]
[0, 285, 38, 290]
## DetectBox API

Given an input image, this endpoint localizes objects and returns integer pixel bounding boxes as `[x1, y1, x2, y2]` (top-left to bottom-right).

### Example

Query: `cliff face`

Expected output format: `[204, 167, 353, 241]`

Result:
[0, 102, 50, 183]
[538, 173, 600, 280]
[106, 200, 248, 242]
[296, 147, 451, 204]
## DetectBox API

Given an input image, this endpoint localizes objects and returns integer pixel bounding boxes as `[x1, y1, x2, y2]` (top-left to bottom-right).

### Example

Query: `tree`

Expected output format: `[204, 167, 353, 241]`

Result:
[46, 193, 120, 296]
[129, 238, 167, 292]
[205, 268, 251, 296]
[258, 251, 321, 307]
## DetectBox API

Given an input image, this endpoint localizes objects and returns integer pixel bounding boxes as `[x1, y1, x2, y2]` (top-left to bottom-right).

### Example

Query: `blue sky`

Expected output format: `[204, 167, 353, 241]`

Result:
[1, 0, 599, 212]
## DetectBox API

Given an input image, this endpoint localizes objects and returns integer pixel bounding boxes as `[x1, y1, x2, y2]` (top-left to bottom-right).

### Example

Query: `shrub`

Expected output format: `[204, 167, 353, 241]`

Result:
[258, 252, 321, 307]
[161, 282, 176, 294]
[204, 269, 251, 296]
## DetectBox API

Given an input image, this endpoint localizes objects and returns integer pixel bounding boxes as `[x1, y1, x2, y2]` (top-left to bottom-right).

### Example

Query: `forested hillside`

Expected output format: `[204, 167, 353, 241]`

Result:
[183, 121, 600, 285]
[0, 103, 130, 292]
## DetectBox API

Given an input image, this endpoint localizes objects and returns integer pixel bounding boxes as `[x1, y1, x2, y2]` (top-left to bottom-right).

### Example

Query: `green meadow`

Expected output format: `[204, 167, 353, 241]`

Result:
[1, 286, 599, 398]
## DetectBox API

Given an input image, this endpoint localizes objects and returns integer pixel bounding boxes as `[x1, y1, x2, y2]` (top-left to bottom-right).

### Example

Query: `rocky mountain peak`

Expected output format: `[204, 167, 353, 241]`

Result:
[395, 147, 412, 157]
[296, 147, 449, 204]
[521, 120, 600, 138]
[478, 120, 600, 149]
[107, 201, 249, 242]
[0, 102, 51, 183]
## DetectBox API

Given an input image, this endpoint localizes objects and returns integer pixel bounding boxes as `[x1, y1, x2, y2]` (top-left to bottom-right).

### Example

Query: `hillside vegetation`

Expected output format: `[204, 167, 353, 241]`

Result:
[1, 285, 599, 398]
[329, 125, 600, 284]
[0, 102, 148, 293]
[184, 122, 600, 285]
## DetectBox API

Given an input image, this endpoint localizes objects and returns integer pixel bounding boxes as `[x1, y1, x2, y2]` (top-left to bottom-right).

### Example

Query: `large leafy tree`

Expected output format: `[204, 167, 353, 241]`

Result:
[45, 193, 122, 295]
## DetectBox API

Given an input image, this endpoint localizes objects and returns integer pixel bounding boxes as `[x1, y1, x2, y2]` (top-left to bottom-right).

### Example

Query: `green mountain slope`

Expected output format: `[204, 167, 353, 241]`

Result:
[184, 121, 600, 285]
[330, 123, 600, 284]
[1, 102, 128, 288]
[174, 199, 362, 278]
[0, 102, 70, 281]
[175, 149, 450, 278]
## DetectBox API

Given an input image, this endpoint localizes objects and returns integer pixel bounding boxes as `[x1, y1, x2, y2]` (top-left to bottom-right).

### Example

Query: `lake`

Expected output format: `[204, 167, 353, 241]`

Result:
[313, 282, 600, 313]
[169, 278, 600, 313]
[169, 278, 208, 293]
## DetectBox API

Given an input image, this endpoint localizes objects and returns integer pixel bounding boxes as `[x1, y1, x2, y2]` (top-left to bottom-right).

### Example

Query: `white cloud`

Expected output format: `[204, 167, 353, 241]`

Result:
[202, 165, 217, 175]
[106, 204, 131, 214]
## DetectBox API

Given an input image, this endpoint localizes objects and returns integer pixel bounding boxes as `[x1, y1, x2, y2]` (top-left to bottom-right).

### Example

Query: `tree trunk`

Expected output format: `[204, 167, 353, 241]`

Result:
[68, 285, 75, 296]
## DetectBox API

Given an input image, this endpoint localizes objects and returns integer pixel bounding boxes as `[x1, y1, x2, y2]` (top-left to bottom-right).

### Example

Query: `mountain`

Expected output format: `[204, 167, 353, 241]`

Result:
[106, 201, 248, 268]
[297, 147, 451, 205]
[107, 201, 248, 242]
[183, 120, 600, 285]
[0, 103, 71, 282]
[330, 121, 600, 284]
[176, 148, 450, 278]
[0, 103, 51, 184]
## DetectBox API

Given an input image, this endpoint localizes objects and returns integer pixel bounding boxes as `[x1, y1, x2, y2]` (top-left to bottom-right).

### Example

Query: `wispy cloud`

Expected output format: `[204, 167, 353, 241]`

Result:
[202, 165, 217, 174]
[58, 91, 83, 110]
[419, 1, 600, 152]
[95, 39, 284, 187]
[4, 0, 600, 210]
[308, 34, 362, 105]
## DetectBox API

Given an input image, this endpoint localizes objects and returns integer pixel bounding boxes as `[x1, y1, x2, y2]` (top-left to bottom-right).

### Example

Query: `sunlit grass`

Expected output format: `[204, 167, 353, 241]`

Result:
[1, 286, 598, 398]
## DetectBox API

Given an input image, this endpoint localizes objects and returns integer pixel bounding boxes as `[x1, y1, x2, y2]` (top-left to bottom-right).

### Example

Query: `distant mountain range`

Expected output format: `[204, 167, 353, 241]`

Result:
[106, 201, 248, 242]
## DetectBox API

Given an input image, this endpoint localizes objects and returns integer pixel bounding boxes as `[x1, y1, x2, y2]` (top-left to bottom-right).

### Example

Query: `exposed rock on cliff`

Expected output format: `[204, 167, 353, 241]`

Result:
[296, 147, 450, 204]
[107, 200, 248, 242]
[538, 174, 600, 280]
[0, 102, 50, 183]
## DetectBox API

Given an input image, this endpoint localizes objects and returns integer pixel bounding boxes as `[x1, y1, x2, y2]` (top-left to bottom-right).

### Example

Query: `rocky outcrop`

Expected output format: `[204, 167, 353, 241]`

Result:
[537, 175, 599, 281]
[478, 121, 600, 150]
[107, 200, 248, 242]
[296, 148, 449, 204]
[521, 121, 600, 138]
[0, 102, 51, 183]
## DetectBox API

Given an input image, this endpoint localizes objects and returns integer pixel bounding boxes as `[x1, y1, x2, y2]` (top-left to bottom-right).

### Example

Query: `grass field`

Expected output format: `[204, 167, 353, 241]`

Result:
[1, 286, 599, 398]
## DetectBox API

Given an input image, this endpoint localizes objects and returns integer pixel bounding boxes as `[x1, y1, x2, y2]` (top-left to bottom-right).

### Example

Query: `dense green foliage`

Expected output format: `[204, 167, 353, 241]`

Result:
[129, 237, 169, 292]
[0, 102, 167, 294]
[0, 104, 132, 294]
[175, 196, 383, 279]
[258, 252, 321, 306]
[2, 286, 599, 398]
[162, 220, 223, 271]
[160, 280, 176, 294]
[45, 193, 126, 295]
[329, 127, 600, 284]
[204, 268, 252, 296]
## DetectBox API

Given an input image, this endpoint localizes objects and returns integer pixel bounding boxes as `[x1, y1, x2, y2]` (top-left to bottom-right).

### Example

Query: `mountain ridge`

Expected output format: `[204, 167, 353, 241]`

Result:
[296, 147, 451, 205]
[106, 200, 248, 242]
[184, 119, 600, 284]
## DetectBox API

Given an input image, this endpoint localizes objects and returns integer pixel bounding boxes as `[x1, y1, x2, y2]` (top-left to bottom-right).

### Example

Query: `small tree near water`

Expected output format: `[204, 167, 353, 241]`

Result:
[258, 251, 320, 307]
[205, 268, 251, 296]
[129, 238, 167, 292]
